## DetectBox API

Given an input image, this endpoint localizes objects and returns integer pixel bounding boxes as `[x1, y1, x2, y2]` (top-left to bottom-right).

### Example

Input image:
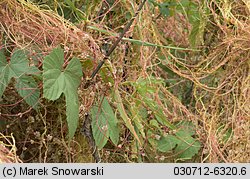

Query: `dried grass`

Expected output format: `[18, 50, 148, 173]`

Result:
[0, 0, 102, 66]
[0, 133, 22, 163]
[0, 0, 249, 163]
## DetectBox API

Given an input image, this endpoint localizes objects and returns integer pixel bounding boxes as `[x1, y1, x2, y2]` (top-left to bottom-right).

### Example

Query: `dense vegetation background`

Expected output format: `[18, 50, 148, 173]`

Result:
[0, 0, 249, 163]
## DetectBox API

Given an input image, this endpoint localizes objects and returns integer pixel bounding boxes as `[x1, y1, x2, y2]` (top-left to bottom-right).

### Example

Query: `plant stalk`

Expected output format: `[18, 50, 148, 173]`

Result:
[84, 0, 147, 88]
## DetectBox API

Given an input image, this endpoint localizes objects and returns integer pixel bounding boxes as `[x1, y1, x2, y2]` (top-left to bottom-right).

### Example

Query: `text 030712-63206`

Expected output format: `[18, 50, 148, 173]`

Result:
[173, 166, 247, 176]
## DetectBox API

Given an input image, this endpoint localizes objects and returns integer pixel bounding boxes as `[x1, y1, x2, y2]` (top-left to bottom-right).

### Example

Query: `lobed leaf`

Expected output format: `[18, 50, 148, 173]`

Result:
[175, 129, 201, 160]
[43, 47, 82, 138]
[0, 49, 30, 97]
[0, 49, 40, 109]
[157, 135, 179, 152]
[15, 75, 40, 110]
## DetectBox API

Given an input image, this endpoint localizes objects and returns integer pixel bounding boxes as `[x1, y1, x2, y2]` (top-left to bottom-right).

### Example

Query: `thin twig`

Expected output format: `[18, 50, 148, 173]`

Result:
[82, 113, 101, 163]
[84, 0, 147, 89]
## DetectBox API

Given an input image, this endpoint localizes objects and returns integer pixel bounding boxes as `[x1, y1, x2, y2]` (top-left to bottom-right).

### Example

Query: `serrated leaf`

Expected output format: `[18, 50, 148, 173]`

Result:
[0, 49, 31, 97]
[15, 75, 40, 110]
[43, 47, 82, 138]
[175, 129, 201, 160]
[8, 50, 30, 77]
[157, 135, 179, 152]
[176, 121, 196, 136]
[90, 97, 119, 149]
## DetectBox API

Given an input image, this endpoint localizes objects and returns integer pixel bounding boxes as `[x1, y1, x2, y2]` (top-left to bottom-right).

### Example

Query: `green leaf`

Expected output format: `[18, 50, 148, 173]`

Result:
[130, 105, 146, 139]
[138, 107, 148, 119]
[147, 130, 157, 148]
[64, 0, 85, 21]
[175, 129, 201, 160]
[15, 75, 40, 110]
[8, 50, 30, 77]
[176, 121, 196, 136]
[174, 0, 206, 47]
[223, 128, 232, 143]
[66, 91, 80, 139]
[43, 47, 83, 138]
[102, 97, 119, 145]
[114, 89, 141, 145]
[133, 77, 176, 130]
[149, 119, 160, 129]
[159, 3, 170, 17]
[27, 65, 41, 75]
[0, 49, 32, 97]
[90, 97, 119, 149]
[149, 106, 175, 130]
[217, 125, 233, 143]
[87, 26, 198, 51]
[157, 135, 179, 152]
[0, 49, 7, 69]
[148, 0, 158, 6]
[91, 105, 109, 149]
[0, 52, 9, 97]
[189, 20, 201, 47]
[156, 121, 201, 160]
